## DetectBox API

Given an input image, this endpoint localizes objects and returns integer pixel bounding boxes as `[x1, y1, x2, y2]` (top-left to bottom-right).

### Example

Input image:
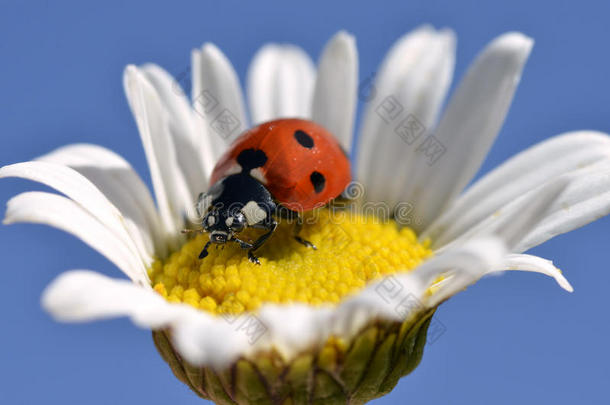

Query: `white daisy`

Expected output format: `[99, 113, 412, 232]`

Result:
[2, 25, 610, 404]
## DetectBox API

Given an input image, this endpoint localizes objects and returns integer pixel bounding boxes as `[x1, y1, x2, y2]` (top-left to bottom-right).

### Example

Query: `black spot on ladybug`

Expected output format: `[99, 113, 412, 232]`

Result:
[310, 171, 326, 193]
[294, 130, 314, 149]
[237, 148, 268, 171]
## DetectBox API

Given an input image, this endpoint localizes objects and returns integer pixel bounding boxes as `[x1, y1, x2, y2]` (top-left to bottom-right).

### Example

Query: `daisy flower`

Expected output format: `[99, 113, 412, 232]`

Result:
[3, 25, 610, 404]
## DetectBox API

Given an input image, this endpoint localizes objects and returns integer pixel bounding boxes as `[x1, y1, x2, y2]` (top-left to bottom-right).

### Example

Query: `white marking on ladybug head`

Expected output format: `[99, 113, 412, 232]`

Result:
[207, 215, 216, 226]
[225, 217, 234, 227]
[250, 168, 267, 184]
[241, 201, 267, 225]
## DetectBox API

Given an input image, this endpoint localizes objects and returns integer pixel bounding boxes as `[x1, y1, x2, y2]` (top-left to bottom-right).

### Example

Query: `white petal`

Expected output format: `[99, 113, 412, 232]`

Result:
[0, 161, 152, 268]
[42, 270, 161, 322]
[360, 28, 456, 205]
[255, 305, 334, 360]
[311, 31, 358, 153]
[420, 237, 508, 307]
[124, 65, 191, 248]
[424, 131, 610, 247]
[37, 143, 166, 259]
[516, 160, 610, 252]
[438, 176, 569, 253]
[491, 254, 573, 292]
[5, 193, 146, 283]
[356, 25, 436, 187]
[141, 64, 213, 192]
[40, 237, 574, 369]
[323, 237, 507, 336]
[191, 43, 247, 162]
[42, 270, 264, 368]
[247, 44, 315, 124]
[402, 32, 533, 231]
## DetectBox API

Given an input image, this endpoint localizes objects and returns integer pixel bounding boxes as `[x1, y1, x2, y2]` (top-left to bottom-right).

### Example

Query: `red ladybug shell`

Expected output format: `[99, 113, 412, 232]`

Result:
[210, 118, 351, 211]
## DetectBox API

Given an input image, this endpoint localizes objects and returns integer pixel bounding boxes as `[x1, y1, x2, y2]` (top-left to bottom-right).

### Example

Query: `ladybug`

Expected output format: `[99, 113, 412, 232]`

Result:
[196, 118, 351, 264]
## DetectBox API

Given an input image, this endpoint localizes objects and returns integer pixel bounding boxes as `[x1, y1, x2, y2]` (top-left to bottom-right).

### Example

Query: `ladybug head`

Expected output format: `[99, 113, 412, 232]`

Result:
[201, 206, 247, 245]
[197, 181, 246, 245]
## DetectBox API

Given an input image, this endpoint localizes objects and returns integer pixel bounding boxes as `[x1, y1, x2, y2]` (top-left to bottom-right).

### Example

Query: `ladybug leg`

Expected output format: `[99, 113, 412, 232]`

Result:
[293, 215, 317, 250]
[198, 241, 211, 259]
[275, 206, 316, 250]
[247, 251, 261, 265]
[247, 219, 278, 264]
[232, 236, 253, 250]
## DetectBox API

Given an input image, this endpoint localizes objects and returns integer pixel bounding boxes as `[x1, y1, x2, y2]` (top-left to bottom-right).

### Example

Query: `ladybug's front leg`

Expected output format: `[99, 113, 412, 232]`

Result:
[247, 218, 278, 264]
[198, 241, 211, 259]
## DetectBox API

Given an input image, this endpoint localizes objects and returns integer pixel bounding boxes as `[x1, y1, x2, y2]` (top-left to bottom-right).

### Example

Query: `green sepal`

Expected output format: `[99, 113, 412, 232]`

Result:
[152, 310, 436, 404]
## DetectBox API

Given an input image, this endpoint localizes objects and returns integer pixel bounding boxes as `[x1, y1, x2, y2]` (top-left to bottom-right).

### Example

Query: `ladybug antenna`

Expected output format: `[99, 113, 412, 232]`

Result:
[181, 228, 204, 235]
[236, 148, 268, 171]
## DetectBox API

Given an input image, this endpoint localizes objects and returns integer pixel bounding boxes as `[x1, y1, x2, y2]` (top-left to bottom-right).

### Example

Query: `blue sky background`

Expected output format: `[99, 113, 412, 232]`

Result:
[1, 1, 609, 404]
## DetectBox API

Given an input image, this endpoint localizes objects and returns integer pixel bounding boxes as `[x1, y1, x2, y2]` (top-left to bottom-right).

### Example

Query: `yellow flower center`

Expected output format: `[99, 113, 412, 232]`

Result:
[148, 209, 432, 315]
